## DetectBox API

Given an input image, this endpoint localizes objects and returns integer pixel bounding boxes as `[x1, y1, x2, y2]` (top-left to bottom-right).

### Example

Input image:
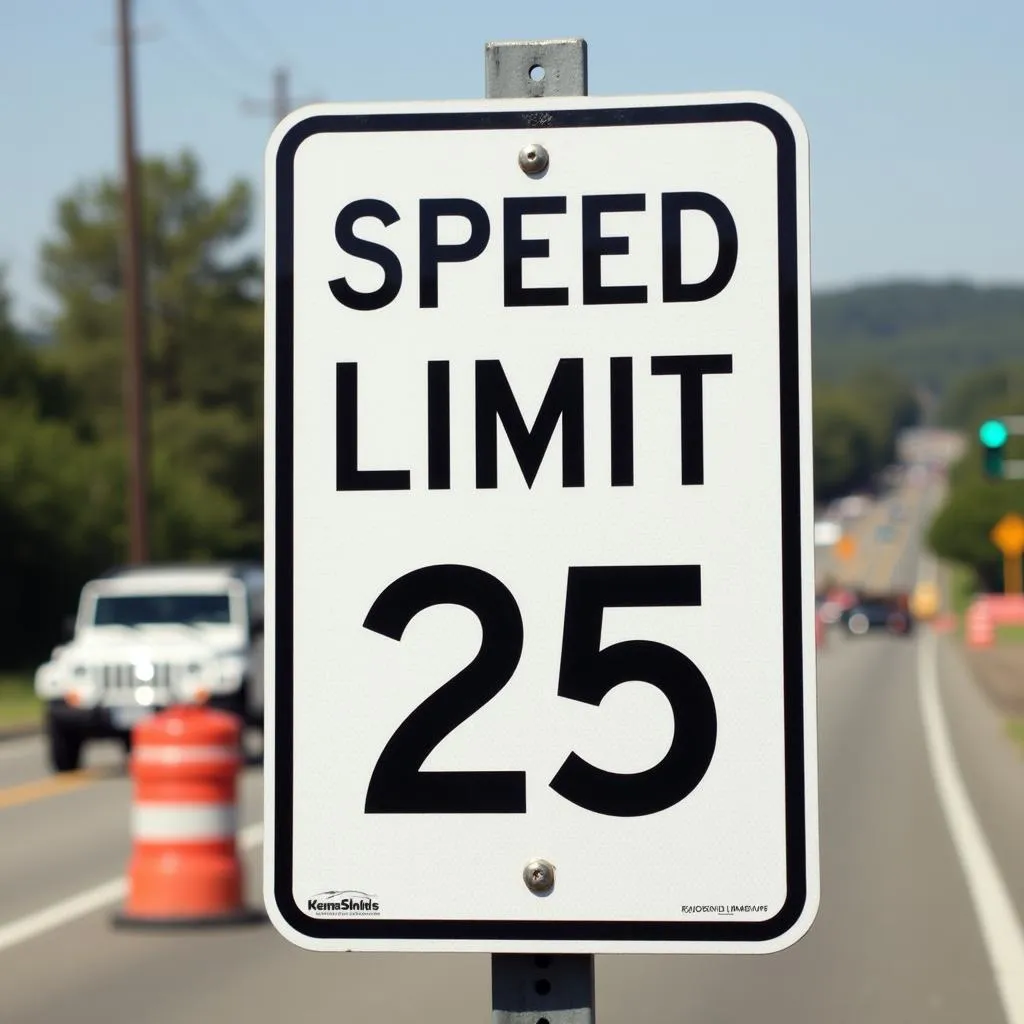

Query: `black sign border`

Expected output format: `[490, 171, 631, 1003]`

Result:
[272, 101, 809, 945]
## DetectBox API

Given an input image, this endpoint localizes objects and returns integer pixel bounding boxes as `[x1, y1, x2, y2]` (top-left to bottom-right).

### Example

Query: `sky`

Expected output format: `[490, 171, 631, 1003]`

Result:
[2, 0, 1023, 328]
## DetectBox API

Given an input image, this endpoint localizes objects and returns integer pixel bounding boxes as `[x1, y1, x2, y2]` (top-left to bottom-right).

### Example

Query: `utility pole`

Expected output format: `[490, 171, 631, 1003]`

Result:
[117, 0, 149, 564]
[243, 67, 314, 127]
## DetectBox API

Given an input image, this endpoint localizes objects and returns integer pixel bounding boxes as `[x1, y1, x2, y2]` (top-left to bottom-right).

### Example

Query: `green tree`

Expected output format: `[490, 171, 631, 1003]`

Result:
[813, 388, 877, 500]
[0, 405, 123, 662]
[812, 282, 1024, 389]
[0, 154, 265, 669]
[927, 361, 1024, 587]
[847, 367, 920, 463]
[812, 371, 918, 502]
[0, 268, 120, 664]
[0, 269, 72, 418]
[927, 479, 1024, 591]
[938, 362, 1024, 436]
[39, 151, 263, 557]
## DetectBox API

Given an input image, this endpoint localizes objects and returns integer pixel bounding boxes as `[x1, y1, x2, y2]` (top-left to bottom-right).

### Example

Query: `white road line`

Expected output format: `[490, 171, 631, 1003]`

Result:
[0, 737, 41, 762]
[0, 822, 264, 955]
[917, 601, 1024, 1022]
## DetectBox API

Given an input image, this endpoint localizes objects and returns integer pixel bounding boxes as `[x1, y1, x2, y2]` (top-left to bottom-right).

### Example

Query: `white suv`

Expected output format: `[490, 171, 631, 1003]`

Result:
[34, 563, 264, 772]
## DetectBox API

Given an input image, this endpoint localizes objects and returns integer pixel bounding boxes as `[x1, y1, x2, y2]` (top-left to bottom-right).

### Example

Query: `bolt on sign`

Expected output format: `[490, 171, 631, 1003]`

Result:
[264, 92, 819, 954]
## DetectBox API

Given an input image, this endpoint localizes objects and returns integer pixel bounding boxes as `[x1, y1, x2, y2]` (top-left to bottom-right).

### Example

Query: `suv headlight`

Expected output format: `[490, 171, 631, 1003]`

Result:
[35, 662, 65, 700]
[174, 655, 245, 701]
[177, 663, 214, 703]
[65, 668, 100, 708]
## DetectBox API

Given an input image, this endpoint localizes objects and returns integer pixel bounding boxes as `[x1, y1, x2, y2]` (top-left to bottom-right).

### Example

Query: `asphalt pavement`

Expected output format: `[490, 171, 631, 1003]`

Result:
[815, 471, 927, 594]
[2, 470, 1023, 1023]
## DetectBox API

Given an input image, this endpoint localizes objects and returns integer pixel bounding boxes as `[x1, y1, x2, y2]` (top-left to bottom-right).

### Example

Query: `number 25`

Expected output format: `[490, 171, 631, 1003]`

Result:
[363, 564, 716, 818]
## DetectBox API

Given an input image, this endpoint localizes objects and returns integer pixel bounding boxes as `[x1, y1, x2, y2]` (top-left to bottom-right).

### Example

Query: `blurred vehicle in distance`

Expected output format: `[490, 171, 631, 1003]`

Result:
[818, 585, 859, 625]
[34, 563, 264, 772]
[835, 494, 871, 520]
[840, 596, 913, 637]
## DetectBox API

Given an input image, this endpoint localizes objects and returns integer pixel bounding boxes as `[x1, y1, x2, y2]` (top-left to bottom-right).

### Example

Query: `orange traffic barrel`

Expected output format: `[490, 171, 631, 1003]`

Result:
[114, 705, 260, 928]
[965, 603, 994, 649]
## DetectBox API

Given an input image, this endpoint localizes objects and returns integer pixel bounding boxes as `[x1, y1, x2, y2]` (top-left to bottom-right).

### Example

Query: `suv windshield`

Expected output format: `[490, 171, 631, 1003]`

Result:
[93, 594, 232, 627]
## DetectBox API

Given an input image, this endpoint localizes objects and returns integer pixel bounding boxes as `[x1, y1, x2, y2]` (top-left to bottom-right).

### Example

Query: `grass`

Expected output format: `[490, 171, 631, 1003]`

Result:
[942, 562, 976, 640]
[1007, 719, 1024, 757]
[0, 674, 42, 731]
[959, 623, 1024, 645]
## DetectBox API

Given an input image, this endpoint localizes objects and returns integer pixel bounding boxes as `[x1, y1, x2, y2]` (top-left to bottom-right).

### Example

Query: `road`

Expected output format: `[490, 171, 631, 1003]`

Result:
[815, 466, 930, 595]
[2, 464, 1023, 1022]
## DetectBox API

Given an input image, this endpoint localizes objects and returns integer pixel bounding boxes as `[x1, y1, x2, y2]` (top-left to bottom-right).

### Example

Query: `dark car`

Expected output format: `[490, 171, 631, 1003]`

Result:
[840, 600, 913, 637]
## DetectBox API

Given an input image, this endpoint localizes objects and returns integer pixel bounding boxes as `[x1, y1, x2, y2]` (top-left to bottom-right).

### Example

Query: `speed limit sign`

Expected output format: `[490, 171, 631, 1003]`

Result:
[264, 92, 818, 954]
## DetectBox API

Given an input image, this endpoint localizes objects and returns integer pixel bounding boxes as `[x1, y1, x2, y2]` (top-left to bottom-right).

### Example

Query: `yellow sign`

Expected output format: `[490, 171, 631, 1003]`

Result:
[834, 534, 857, 562]
[990, 512, 1024, 558]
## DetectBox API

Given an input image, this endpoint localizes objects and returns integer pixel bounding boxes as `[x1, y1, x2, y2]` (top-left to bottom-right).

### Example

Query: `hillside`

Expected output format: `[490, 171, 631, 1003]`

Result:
[811, 282, 1024, 390]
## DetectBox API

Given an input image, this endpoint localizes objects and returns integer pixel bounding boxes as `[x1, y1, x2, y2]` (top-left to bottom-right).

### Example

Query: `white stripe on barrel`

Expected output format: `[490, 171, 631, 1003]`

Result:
[132, 802, 237, 841]
[133, 745, 238, 765]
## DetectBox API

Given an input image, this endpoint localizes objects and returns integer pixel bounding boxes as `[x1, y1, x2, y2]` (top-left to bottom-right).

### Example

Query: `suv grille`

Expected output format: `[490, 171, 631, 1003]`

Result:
[92, 663, 185, 706]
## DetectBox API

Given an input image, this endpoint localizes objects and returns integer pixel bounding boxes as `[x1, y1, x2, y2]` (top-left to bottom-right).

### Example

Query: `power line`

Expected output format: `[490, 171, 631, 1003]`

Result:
[102, 4, 250, 98]
[176, 0, 266, 78]
[159, 20, 257, 97]
[231, 0, 283, 65]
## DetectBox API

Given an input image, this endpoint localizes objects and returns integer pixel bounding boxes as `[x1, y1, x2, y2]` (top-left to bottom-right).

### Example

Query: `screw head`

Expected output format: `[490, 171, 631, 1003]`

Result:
[518, 143, 549, 176]
[523, 858, 555, 896]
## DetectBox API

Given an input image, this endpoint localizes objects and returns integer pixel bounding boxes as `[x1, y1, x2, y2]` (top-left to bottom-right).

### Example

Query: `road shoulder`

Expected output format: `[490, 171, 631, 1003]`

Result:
[936, 630, 1024, 923]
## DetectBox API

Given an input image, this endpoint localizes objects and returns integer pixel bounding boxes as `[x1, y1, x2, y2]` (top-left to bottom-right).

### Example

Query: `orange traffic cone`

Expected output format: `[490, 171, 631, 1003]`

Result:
[113, 704, 261, 927]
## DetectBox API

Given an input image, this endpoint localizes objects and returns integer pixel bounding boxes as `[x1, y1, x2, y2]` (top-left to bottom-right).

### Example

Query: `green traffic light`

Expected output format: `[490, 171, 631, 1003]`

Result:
[979, 419, 1009, 448]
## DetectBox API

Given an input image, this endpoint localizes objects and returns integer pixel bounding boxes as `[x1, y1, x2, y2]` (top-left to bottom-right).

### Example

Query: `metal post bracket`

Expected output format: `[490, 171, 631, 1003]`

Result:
[485, 38, 588, 98]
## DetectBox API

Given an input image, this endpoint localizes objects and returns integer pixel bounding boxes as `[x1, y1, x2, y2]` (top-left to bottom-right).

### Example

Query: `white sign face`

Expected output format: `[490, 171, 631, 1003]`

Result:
[265, 92, 818, 954]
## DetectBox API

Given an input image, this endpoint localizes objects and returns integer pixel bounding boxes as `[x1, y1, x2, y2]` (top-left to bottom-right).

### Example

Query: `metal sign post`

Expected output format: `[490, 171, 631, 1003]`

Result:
[485, 39, 595, 1022]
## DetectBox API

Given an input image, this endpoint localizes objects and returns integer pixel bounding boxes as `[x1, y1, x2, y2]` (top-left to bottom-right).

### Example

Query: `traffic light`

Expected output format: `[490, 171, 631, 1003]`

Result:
[979, 418, 1008, 478]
